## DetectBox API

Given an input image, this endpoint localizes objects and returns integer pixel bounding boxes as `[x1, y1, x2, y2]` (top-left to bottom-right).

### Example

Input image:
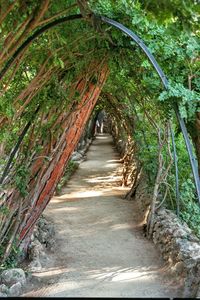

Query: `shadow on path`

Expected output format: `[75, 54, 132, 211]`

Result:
[22, 134, 182, 298]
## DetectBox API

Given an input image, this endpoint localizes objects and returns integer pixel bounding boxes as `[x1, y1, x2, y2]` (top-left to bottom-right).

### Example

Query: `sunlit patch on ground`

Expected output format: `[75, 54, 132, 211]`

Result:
[22, 135, 180, 298]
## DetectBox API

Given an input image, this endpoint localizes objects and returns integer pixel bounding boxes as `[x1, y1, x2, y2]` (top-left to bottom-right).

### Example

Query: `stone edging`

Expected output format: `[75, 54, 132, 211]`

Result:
[135, 178, 200, 298]
[152, 208, 200, 298]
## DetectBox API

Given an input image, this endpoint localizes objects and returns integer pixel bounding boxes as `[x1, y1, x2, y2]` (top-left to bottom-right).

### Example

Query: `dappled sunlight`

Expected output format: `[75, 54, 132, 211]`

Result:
[59, 223, 138, 239]
[61, 190, 103, 199]
[106, 159, 121, 163]
[110, 223, 134, 231]
[26, 265, 164, 297]
[50, 173, 127, 205]
[87, 266, 161, 283]
[55, 216, 142, 238]
[22, 134, 179, 298]
[111, 271, 152, 282]
[32, 267, 70, 277]
[95, 134, 111, 140]
[50, 188, 128, 210]
[105, 162, 120, 168]
[85, 175, 118, 184]
[50, 206, 81, 212]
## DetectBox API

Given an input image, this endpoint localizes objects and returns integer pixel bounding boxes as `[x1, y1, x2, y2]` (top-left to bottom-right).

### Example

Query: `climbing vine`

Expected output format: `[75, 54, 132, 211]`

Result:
[0, 0, 199, 265]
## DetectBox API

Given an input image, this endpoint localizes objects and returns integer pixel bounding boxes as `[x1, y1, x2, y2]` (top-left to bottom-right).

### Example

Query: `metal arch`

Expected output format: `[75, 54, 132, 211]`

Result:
[100, 16, 169, 89]
[99, 15, 200, 204]
[0, 14, 83, 81]
[170, 122, 180, 216]
[0, 11, 199, 203]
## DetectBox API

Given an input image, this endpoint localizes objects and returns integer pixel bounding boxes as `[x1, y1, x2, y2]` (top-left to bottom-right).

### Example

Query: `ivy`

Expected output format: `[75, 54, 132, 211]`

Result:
[159, 81, 199, 120]
[15, 165, 29, 197]
[0, 0, 200, 263]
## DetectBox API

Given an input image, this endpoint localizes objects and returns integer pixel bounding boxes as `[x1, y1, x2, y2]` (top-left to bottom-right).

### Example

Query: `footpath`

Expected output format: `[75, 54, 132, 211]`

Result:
[22, 134, 181, 297]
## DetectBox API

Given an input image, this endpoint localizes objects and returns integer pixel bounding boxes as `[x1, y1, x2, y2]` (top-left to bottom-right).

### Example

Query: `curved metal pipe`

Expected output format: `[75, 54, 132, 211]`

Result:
[100, 16, 168, 89]
[170, 122, 180, 216]
[0, 12, 199, 203]
[0, 14, 82, 80]
[100, 15, 200, 204]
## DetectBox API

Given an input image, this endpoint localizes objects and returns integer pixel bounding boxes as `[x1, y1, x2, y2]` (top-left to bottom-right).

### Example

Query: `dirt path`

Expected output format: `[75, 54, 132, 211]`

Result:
[23, 134, 181, 298]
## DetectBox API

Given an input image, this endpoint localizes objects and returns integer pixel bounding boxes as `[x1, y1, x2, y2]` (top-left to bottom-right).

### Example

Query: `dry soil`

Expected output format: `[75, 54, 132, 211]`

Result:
[22, 134, 182, 298]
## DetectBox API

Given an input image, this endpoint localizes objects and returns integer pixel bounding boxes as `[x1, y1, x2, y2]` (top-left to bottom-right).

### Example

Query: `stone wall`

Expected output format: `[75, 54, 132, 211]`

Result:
[152, 208, 200, 298]
[0, 268, 27, 297]
[134, 177, 200, 298]
[27, 215, 56, 272]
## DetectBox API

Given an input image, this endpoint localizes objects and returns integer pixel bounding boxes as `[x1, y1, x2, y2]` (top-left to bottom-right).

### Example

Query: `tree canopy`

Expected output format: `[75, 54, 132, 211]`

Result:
[0, 0, 199, 267]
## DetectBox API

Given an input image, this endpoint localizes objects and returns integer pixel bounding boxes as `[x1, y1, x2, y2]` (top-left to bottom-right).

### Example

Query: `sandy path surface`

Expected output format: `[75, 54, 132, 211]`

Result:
[22, 134, 181, 298]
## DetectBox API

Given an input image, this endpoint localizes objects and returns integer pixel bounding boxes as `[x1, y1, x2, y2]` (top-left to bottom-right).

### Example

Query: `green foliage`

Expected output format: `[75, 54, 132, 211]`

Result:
[0, 237, 22, 271]
[15, 165, 29, 197]
[180, 195, 200, 238]
[0, 205, 10, 216]
[0, 0, 200, 265]
[56, 160, 79, 195]
[159, 81, 199, 120]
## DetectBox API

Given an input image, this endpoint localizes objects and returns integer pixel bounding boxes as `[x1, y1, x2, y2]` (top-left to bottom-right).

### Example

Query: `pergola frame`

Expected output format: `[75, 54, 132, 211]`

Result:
[0, 12, 199, 205]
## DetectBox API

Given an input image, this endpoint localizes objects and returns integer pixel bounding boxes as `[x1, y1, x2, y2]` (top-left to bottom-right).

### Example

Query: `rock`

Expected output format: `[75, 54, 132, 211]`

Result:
[47, 224, 55, 237]
[1, 268, 26, 286]
[26, 272, 33, 281]
[39, 250, 48, 261]
[46, 237, 55, 247]
[37, 218, 47, 231]
[71, 152, 82, 162]
[196, 285, 200, 298]
[0, 292, 7, 297]
[28, 258, 42, 272]
[38, 230, 48, 244]
[135, 180, 200, 297]
[81, 140, 85, 148]
[0, 284, 9, 294]
[30, 233, 35, 242]
[173, 261, 185, 275]
[28, 239, 44, 260]
[86, 139, 91, 147]
[35, 221, 55, 247]
[27, 215, 55, 274]
[32, 226, 39, 239]
[78, 149, 85, 156]
[9, 282, 22, 296]
[47, 278, 55, 285]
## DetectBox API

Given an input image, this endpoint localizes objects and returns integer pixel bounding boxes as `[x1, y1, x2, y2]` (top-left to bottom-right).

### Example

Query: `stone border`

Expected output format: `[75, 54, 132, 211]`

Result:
[0, 268, 27, 297]
[27, 215, 56, 272]
[152, 208, 200, 298]
[135, 178, 200, 298]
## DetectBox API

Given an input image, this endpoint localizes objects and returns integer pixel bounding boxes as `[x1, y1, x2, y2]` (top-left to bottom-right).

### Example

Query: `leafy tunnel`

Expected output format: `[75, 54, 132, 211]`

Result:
[0, 0, 200, 268]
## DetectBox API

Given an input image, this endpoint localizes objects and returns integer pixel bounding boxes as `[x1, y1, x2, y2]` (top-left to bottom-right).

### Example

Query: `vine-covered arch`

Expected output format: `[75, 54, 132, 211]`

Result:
[0, 3, 200, 264]
[1, 12, 199, 202]
[99, 15, 200, 203]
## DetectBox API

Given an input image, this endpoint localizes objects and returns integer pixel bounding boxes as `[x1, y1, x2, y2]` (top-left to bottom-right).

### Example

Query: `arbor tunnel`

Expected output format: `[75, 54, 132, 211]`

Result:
[0, 2, 200, 296]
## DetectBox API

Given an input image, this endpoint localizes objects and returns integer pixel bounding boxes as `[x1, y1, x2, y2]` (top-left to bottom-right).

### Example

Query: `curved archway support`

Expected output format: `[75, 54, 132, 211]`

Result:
[99, 15, 200, 204]
[0, 14, 83, 80]
[0, 12, 199, 203]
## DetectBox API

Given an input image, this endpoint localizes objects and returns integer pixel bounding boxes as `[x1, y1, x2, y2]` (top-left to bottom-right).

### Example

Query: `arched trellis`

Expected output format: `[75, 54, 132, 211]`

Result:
[99, 16, 200, 204]
[0, 12, 199, 204]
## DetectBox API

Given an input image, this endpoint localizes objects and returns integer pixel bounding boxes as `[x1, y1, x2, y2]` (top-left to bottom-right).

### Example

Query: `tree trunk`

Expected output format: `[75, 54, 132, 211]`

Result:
[18, 64, 109, 249]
